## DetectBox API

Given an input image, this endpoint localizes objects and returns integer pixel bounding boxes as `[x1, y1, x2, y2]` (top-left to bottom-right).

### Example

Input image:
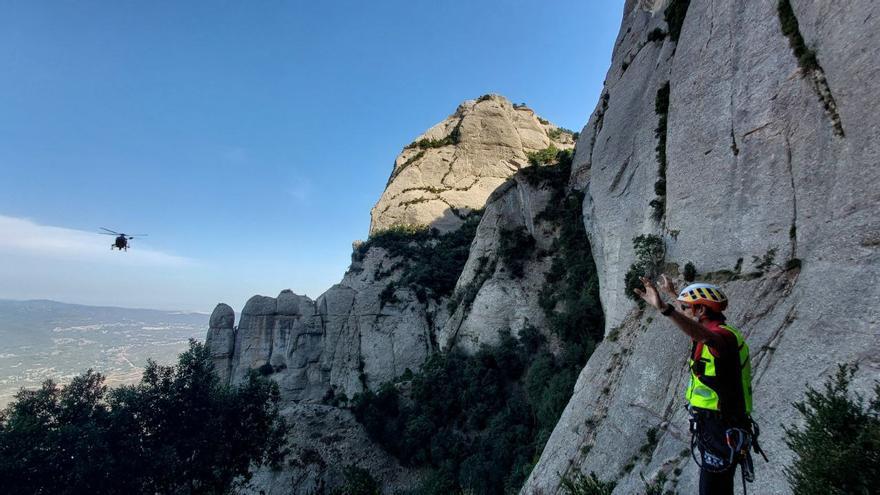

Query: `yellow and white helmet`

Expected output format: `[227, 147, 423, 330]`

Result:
[677, 283, 728, 312]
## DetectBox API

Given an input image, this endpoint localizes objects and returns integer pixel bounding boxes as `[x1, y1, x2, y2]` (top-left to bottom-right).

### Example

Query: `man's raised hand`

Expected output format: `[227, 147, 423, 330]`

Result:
[658, 274, 677, 298]
[633, 276, 665, 310]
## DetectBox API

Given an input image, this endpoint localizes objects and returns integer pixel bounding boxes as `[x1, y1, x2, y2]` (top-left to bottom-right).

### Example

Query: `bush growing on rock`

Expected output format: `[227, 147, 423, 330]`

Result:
[783, 364, 880, 494]
[752, 247, 778, 272]
[526, 145, 561, 167]
[521, 148, 573, 188]
[664, 0, 691, 43]
[652, 82, 670, 222]
[683, 262, 697, 282]
[498, 227, 536, 278]
[624, 234, 666, 303]
[258, 362, 276, 376]
[330, 466, 381, 495]
[447, 255, 497, 315]
[356, 211, 483, 301]
[778, 0, 819, 72]
[647, 28, 666, 42]
[379, 282, 399, 308]
[560, 470, 616, 495]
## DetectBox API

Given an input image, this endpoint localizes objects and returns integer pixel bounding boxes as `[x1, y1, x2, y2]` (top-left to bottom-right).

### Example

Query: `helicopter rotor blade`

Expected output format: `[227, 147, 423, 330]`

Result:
[99, 227, 121, 235]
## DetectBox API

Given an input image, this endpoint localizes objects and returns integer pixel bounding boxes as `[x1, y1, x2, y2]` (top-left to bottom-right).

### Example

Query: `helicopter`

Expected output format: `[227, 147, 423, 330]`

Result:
[99, 227, 147, 251]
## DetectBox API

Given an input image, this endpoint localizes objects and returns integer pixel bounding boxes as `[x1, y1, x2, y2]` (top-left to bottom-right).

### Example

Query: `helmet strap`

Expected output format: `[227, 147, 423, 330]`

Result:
[693, 304, 709, 322]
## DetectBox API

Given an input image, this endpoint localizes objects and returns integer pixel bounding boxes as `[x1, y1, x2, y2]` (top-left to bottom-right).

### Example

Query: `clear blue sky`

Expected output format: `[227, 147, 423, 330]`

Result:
[0, 0, 623, 311]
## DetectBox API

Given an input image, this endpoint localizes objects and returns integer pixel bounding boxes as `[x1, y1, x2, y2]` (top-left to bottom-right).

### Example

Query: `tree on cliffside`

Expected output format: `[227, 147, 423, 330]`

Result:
[0, 340, 289, 495]
[784, 364, 880, 495]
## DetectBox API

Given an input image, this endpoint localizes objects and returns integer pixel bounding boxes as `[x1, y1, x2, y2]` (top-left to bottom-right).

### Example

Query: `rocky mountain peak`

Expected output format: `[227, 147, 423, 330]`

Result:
[369, 94, 575, 235]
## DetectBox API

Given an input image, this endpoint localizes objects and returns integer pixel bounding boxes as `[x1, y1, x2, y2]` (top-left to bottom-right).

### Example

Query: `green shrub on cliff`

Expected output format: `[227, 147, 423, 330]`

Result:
[664, 0, 691, 43]
[784, 364, 880, 494]
[520, 147, 573, 190]
[536, 185, 604, 353]
[624, 234, 665, 303]
[560, 470, 616, 495]
[331, 466, 381, 495]
[0, 340, 288, 494]
[778, 0, 819, 72]
[357, 210, 483, 301]
[499, 227, 536, 278]
[526, 145, 561, 167]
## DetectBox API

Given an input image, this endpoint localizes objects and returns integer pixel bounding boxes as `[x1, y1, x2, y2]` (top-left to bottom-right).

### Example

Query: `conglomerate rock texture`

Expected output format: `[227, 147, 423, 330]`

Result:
[207, 249, 433, 493]
[523, 1, 880, 494]
[205, 97, 575, 493]
[370, 94, 574, 235]
[206, 1, 879, 492]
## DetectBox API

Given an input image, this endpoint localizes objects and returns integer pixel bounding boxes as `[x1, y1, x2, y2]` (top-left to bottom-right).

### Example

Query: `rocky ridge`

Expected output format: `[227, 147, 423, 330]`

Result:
[524, 0, 880, 494]
[370, 94, 575, 234]
[206, 97, 580, 493]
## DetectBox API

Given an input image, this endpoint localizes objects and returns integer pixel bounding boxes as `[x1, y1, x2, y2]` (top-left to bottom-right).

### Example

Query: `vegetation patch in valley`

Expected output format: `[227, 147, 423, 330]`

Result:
[352, 328, 600, 495]
[447, 255, 497, 315]
[525, 145, 562, 168]
[0, 341, 288, 494]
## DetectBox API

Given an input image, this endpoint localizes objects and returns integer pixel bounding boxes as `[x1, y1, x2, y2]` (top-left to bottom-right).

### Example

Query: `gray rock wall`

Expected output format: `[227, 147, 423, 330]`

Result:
[439, 173, 558, 351]
[241, 404, 420, 495]
[207, 248, 435, 404]
[524, 1, 880, 494]
[205, 243, 437, 492]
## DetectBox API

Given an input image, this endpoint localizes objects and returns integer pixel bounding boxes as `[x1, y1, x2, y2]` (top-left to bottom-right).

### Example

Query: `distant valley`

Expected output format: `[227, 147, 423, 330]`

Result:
[0, 299, 209, 406]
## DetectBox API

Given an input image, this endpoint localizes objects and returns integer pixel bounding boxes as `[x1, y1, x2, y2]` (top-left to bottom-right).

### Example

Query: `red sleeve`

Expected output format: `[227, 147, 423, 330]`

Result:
[706, 327, 736, 357]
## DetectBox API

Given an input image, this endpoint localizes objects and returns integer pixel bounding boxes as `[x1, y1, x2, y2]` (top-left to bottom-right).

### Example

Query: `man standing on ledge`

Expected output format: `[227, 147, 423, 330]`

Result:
[634, 275, 754, 495]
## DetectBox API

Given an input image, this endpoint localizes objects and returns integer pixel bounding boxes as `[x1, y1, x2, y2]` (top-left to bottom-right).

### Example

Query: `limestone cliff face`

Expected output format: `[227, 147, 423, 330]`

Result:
[524, 1, 880, 494]
[207, 256, 430, 493]
[370, 94, 574, 235]
[205, 96, 575, 493]
[438, 171, 564, 353]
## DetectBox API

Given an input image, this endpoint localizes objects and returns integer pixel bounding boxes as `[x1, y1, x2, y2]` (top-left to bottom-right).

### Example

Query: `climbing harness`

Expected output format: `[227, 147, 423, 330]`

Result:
[688, 407, 769, 495]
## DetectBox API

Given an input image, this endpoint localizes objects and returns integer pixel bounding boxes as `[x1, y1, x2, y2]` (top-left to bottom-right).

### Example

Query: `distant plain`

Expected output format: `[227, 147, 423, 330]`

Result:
[0, 299, 209, 406]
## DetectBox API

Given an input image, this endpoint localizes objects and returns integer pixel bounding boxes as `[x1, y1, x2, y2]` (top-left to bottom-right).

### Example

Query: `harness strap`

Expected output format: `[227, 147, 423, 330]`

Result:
[693, 342, 704, 362]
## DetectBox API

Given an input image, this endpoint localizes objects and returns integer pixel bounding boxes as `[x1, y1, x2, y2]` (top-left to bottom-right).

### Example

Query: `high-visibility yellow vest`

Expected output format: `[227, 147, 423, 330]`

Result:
[686, 323, 752, 415]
